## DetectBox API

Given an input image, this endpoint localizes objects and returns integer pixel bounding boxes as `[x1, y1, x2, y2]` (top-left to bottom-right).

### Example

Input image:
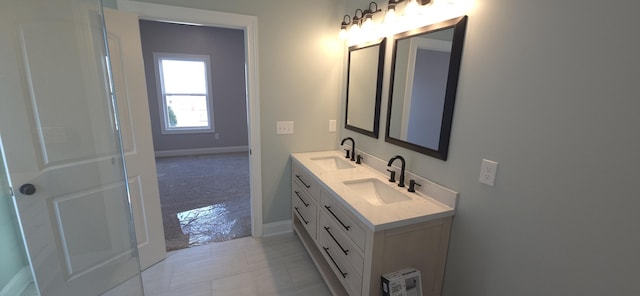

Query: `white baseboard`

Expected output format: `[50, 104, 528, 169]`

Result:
[0, 267, 33, 296]
[155, 146, 249, 158]
[262, 220, 292, 237]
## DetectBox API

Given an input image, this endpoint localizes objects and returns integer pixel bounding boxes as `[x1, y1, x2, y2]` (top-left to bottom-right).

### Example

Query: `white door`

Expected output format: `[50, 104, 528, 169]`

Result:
[104, 8, 167, 270]
[0, 1, 143, 295]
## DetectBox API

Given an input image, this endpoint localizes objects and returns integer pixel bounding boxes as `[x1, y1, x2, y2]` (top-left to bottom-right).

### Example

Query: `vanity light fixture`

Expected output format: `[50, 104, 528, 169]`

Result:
[341, 3, 383, 39]
[385, 0, 402, 24]
[341, 0, 469, 42]
[339, 15, 351, 39]
[384, 0, 433, 25]
[349, 9, 364, 36]
[361, 2, 382, 31]
[405, 0, 433, 16]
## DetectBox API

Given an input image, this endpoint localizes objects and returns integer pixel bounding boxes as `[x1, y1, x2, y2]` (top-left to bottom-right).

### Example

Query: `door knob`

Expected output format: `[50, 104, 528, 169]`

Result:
[19, 183, 36, 195]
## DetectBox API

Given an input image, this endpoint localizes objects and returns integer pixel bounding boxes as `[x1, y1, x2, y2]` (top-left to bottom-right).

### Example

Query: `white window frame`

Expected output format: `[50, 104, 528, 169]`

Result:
[154, 52, 214, 134]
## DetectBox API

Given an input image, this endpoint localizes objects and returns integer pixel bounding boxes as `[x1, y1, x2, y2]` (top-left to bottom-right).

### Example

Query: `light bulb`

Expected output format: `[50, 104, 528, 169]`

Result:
[361, 17, 373, 31]
[339, 28, 348, 39]
[405, 0, 420, 15]
[385, 7, 397, 24]
[349, 23, 360, 37]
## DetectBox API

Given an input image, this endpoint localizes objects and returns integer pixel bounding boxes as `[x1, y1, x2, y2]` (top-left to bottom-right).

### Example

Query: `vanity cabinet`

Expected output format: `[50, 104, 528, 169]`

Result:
[291, 159, 453, 296]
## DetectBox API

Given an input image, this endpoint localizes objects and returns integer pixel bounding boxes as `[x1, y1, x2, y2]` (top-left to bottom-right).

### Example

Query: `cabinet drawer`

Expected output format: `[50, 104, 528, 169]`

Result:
[318, 229, 362, 296]
[292, 181, 315, 209]
[321, 192, 366, 252]
[292, 163, 320, 201]
[319, 211, 364, 276]
[292, 189, 317, 238]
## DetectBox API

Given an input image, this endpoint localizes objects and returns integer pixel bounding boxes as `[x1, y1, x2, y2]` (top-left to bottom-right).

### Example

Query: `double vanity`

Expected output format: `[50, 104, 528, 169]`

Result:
[292, 12, 468, 295]
[290, 150, 458, 296]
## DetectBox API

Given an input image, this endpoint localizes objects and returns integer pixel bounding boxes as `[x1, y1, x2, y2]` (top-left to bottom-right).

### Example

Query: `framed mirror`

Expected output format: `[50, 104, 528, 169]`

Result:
[385, 16, 467, 160]
[345, 38, 386, 138]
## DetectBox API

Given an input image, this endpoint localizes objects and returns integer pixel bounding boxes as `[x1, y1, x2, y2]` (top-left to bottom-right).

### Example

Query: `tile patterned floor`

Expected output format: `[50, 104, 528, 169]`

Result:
[141, 232, 331, 296]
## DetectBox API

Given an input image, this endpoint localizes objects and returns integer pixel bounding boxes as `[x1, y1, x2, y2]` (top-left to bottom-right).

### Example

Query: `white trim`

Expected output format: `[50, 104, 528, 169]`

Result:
[262, 220, 293, 237]
[0, 267, 33, 296]
[154, 146, 249, 158]
[117, 0, 263, 237]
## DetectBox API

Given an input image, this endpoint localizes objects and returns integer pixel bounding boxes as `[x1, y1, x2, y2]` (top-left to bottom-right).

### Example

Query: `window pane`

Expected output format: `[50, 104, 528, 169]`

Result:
[166, 95, 209, 128]
[161, 59, 207, 94]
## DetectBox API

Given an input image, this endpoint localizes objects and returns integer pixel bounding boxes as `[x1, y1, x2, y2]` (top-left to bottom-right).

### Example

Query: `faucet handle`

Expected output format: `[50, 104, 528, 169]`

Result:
[356, 155, 362, 164]
[344, 149, 350, 159]
[386, 169, 396, 183]
[408, 179, 422, 192]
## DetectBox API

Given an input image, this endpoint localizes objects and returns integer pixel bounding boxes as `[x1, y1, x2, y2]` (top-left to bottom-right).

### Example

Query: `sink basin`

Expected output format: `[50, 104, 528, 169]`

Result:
[343, 178, 410, 206]
[310, 156, 356, 170]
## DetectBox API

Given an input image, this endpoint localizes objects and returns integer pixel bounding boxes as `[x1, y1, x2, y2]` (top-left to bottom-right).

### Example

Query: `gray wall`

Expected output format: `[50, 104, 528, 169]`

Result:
[102, 0, 117, 8]
[139, 20, 248, 152]
[343, 0, 640, 295]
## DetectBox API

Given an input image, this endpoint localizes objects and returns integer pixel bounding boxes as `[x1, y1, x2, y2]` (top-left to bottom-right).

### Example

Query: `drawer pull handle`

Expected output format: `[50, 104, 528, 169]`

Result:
[294, 207, 309, 224]
[322, 246, 347, 278]
[295, 174, 311, 188]
[294, 191, 309, 207]
[324, 205, 351, 231]
[324, 226, 349, 255]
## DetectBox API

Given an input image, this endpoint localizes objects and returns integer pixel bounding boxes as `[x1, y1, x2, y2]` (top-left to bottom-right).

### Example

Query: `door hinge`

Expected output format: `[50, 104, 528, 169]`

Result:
[8, 186, 15, 197]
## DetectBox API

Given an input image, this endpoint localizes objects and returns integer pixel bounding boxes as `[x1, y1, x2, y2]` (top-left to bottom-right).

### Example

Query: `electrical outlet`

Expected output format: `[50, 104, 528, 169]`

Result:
[276, 121, 294, 134]
[329, 120, 336, 132]
[479, 159, 498, 186]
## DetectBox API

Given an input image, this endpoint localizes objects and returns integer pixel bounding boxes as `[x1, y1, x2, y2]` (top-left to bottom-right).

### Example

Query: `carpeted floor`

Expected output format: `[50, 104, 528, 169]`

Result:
[155, 153, 251, 251]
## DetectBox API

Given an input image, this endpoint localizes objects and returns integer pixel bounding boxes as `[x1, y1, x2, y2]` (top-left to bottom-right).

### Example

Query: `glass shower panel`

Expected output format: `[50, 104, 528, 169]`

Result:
[0, 0, 144, 295]
[0, 139, 37, 295]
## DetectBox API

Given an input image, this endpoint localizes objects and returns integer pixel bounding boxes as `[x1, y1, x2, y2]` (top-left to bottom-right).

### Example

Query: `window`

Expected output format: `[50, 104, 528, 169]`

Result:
[155, 53, 213, 134]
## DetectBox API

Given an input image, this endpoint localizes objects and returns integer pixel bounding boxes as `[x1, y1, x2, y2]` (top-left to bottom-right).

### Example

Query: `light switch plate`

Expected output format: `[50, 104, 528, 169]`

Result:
[329, 120, 336, 132]
[479, 159, 498, 186]
[276, 121, 294, 134]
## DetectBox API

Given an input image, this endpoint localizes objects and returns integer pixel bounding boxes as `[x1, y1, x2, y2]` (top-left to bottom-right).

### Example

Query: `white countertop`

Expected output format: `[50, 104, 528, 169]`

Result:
[291, 151, 457, 231]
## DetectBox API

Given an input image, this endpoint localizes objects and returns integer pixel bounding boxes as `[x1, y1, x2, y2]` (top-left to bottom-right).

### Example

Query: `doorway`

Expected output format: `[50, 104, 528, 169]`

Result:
[116, 0, 264, 238]
[137, 19, 252, 251]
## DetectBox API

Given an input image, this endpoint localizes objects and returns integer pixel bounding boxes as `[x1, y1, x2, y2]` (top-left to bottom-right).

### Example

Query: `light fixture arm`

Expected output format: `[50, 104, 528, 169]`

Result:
[361, 1, 383, 28]
[341, 14, 351, 30]
[387, 0, 404, 11]
[367, 1, 381, 14]
[352, 8, 364, 27]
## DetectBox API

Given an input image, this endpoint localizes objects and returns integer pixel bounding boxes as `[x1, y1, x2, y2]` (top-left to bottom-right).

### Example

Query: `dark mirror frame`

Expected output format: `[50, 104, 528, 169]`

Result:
[345, 38, 386, 138]
[385, 16, 467, 160]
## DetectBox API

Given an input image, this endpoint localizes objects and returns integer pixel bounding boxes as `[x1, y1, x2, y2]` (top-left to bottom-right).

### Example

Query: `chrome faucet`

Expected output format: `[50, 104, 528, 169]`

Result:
[340, 137, 356, 161]
[387, 155, 406, 187]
